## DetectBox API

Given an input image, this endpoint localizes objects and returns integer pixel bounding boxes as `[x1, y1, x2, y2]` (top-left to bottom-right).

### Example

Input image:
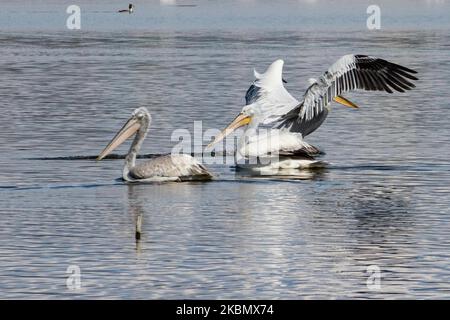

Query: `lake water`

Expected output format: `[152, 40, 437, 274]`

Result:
[0, 0, 449, 299]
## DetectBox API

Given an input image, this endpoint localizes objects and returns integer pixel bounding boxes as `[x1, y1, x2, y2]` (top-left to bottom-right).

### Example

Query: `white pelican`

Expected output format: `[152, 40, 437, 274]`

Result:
[208, 55, 418, 171]
[97, 107, 212, 182]
[118, 4, 134, 13]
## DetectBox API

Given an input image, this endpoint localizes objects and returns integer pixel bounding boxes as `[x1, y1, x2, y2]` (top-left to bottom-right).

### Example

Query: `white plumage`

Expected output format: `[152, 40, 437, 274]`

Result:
[209, 55, 418, 172]
[245, 59, 299, 126]
[277, 54, 418, 134]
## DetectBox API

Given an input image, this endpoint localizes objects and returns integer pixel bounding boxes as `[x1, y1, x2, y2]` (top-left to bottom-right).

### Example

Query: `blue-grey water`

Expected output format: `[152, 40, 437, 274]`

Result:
[0, 0, 450, 299]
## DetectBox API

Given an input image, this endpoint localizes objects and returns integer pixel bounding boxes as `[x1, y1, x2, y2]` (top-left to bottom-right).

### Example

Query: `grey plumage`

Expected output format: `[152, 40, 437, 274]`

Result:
[129, 154, 212, 181]
[97, 107, 213, 182]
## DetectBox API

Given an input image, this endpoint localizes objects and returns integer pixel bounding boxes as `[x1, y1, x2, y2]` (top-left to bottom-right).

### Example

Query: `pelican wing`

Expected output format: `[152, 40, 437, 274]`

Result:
[245, 60, 300, 125]
[276, 54, 418, 136]
[130, 154, 212, 181]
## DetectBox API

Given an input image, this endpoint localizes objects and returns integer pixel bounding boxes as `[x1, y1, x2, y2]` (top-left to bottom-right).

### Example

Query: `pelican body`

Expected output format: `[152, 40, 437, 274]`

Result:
[98, 107, 212, 182]
[229, 114, 325, 172]
[208, 60, 325, 172]
[208, 55, 418, 172]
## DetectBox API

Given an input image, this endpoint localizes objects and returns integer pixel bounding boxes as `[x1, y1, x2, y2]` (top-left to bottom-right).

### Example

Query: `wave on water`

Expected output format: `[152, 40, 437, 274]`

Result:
[26, 152, 228, 161]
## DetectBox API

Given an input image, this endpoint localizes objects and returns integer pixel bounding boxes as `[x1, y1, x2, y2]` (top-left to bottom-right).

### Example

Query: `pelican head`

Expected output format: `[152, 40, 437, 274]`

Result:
[207, 104, 259, 149]
[97, 107, 151, 161]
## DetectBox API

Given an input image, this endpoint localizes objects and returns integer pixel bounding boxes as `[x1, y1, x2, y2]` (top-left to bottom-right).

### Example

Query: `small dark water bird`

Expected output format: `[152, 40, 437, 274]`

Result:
[118, 4, 134, 13]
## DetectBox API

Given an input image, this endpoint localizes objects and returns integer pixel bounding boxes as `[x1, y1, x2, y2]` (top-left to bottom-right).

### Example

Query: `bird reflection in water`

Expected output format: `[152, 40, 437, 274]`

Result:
[234, 165, 327, 181]
[127, 184, 144, 253]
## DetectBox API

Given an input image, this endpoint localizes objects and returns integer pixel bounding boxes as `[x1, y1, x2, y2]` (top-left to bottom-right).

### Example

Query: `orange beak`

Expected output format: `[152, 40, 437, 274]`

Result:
[207, 113, 251, 148]
[333, 95, 359, 109]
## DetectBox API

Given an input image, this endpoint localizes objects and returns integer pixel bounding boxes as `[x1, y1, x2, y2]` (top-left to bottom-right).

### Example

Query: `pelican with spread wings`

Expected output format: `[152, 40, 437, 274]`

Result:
[208, 55, 418, 171]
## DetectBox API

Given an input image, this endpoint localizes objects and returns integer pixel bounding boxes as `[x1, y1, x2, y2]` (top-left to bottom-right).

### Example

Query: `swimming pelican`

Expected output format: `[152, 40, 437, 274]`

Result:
[97, 107, 212, 182]
[208, 55, 418, 171]
[118, 4, 134, 13]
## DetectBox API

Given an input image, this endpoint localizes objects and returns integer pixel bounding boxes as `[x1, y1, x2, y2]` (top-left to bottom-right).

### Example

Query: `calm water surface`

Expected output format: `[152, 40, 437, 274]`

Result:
[0, 1, 449, 299]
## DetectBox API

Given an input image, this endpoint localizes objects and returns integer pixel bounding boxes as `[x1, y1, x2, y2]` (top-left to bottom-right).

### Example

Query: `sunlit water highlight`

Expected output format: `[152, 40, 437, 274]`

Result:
[0, 1, 449, 299]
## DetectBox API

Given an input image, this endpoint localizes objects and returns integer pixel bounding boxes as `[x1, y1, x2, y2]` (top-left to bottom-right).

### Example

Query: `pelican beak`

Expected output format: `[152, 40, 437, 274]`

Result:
[207, 113, 251, 148]
[97, 116, 141, 161]
[333, 95, 359, 109]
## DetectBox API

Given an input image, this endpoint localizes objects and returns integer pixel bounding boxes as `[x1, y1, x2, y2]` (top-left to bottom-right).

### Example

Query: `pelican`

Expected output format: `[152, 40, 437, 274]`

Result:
[208, 54, 418, 171]
[118, 4, 134, 13]
[97, 107, 212, 182]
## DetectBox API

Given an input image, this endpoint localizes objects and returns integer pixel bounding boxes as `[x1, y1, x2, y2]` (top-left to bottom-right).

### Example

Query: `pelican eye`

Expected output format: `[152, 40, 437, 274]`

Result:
[243, 108, 255, 116]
